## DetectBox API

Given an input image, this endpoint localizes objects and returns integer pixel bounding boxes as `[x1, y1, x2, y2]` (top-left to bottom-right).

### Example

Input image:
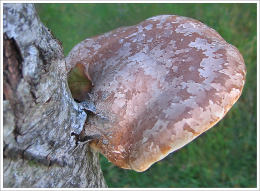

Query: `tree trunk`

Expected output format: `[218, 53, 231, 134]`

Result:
[3, 3, 106, 188]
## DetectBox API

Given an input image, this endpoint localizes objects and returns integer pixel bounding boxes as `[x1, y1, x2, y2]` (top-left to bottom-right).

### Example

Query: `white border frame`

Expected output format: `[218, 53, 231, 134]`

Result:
[1, 0, 259, 190]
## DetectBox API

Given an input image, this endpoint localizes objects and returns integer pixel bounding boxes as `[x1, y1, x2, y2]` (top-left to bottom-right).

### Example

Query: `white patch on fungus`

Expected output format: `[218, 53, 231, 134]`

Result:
[144, 24, 153, 30]
[175, 22, 203, 36]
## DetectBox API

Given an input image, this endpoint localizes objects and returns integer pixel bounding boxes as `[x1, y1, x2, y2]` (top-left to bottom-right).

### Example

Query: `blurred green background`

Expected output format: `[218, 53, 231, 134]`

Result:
[36, 3, 257, 188]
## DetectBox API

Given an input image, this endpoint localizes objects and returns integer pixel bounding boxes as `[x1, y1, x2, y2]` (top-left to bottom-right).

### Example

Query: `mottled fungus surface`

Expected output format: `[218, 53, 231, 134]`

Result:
[66, 15, 246, 172]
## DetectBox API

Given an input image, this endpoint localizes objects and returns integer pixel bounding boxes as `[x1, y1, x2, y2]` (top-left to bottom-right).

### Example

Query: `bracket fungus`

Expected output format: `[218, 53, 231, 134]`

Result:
[66, 15, 246, 172]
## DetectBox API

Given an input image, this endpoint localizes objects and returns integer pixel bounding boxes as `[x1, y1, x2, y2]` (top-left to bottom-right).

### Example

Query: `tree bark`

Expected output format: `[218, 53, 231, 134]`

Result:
[3, 3, 106, 188]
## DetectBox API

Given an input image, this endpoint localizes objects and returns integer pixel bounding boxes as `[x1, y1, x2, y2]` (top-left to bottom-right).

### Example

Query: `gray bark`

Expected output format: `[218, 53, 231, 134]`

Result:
[3, 3, 106, 188]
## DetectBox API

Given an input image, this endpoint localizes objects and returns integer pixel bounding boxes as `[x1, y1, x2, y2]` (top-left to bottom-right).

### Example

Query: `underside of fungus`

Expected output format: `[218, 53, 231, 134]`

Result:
[66, 15, 246, 172]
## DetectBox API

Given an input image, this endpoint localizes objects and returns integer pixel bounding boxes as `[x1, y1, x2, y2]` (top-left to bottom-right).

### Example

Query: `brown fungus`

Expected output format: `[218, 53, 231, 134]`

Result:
[66, 15, 246, 172]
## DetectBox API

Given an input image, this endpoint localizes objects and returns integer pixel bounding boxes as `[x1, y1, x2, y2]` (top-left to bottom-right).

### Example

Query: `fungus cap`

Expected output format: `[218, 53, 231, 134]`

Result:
[66, 15, 246, 172]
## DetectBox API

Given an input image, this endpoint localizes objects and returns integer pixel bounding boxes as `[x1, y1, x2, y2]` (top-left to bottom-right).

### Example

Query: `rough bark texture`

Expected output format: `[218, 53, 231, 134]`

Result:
[3, 3, 106, 188]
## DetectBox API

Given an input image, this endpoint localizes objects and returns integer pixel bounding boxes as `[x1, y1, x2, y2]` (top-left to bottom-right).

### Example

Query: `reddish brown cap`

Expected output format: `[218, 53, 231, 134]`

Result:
[66, 15, 246, 172]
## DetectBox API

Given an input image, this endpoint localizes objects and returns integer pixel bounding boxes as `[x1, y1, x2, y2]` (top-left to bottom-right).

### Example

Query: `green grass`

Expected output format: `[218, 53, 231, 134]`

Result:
[36, 3, 257, 188]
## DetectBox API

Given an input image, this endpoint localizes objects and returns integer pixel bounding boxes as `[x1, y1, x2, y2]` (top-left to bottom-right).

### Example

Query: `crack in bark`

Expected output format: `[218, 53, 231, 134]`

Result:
[4, 143, 69, 168]
[3, 33, 23, 101]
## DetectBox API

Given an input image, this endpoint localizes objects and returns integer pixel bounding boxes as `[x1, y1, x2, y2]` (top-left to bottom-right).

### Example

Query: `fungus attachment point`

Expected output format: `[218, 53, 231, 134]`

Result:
[67, 63, 93, 102]
[66, 15, 246, 172]
[71, 131, 101, 152]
